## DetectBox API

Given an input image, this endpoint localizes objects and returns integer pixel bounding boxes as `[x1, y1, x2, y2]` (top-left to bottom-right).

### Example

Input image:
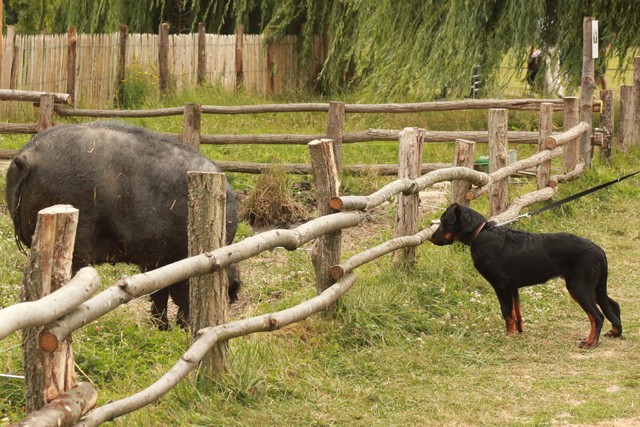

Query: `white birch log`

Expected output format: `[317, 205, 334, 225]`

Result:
[40, 212, 364, 350]
[0, 267, 99, 341]
[76, 273, 358, 427]
[489, 186, 558, 225]
[330, 167, 488, 211]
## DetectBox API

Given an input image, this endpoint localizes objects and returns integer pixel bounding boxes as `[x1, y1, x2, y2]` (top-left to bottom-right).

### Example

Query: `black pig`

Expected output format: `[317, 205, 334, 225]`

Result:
[5, 121, 240, 329]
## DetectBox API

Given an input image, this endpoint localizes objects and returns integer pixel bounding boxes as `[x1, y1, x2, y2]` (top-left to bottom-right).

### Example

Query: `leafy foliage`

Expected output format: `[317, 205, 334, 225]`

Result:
[6, 1, 640, 99]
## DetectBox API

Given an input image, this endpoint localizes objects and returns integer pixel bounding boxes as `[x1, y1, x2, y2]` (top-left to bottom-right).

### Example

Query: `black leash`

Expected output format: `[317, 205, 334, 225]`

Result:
[496, 170, 640, 226]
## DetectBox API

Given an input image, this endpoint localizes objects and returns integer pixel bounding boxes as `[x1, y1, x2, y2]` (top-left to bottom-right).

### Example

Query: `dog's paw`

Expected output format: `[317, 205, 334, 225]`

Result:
[604, 328, 622, 338]
[579, 339, 599, 349]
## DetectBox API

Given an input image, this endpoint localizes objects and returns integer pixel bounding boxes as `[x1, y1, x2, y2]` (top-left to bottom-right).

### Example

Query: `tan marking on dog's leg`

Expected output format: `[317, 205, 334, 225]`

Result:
[579, 314, 599, 349]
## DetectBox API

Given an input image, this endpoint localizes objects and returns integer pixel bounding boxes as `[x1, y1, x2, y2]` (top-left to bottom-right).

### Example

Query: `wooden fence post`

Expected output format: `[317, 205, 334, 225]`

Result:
[618, 85, 633, 153]
[536, 103, 553, 189]
[116, 24, 128, 107]
[188, 172, 228, 379]
[158, 23, 170, 94]
[580, 17, 595, 166]
[235, 24, 244, 89]
[66, 26, 77, 106]
[183, 103, 202, 150]
[197, 22, 207, 86]
[1, 26, 15, 89]
[600, 89, 614, 157]
[488, 109, 509, 216]
[451, 139, 475, 206]
[393, 127, 424, 267]
[326, 101, 345, 173]
[265, 27, 275, 96]
[22, 205, 79, 412]
[309, 139, 341, 310]
[38, 94, 55, 131]
[634, 56, 640, 144]
[563, 96, 580, 171]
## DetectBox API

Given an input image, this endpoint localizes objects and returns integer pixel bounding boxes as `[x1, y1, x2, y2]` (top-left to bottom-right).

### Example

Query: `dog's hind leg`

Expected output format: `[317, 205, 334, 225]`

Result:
[567, 285, 605, 349]
[595, 265, 622, 338]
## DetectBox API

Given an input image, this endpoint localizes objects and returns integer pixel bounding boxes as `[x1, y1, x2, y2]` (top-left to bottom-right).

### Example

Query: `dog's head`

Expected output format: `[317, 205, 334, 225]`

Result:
[430, 203, 488, 246]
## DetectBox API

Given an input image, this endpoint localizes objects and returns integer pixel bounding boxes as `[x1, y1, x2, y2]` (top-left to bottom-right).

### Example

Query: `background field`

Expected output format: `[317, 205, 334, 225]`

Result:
[1, 85, 640, 426]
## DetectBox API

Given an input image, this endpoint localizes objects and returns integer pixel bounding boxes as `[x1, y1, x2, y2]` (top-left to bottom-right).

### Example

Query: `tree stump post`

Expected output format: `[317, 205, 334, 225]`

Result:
[158, 23, 170, 94]
[309, 139, 341, 311]
[66, 26, 76, 106]
[393, 127, 424, 267]
[618, 85, 633, 153]
[488, 109, 509, 216]
[451, 139, 475, 206]
[633, 56, 640, 144]
[600, 89, 614, 157]
[188, 172, 228, 379]
[116, 24, 128, 107]
[37, 94, 55, 131]
[563, 96, 580, 171]
[580, 17, 595, 166]
[197, 22, 207, 86]
[22, 205, 79, 412]
[183, 103, 202, 150]
[536, 103, 553, 189]
[326, 101, 345, 172]
[235, 24, 244, 89]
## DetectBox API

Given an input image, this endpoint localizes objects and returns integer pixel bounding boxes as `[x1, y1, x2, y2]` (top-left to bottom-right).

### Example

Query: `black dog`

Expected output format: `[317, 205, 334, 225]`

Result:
[430, 203, 622, 349]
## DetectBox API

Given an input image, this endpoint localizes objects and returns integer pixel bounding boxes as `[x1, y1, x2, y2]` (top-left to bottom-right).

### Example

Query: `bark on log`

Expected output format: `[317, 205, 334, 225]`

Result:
[545, 121, 590, 149]
[12, 382, 98, 427]
[331, 225, 438, 280]
[488, 109, 509, 216]
[563, 97, 580, 171]
[331, 167, 488, 211]
[22, 205, 78, 412]
[0, 89, 71, 104]
[451, 139, 475, 206]
[466, 147, 564, 200]
[54, 105, 185, 117]
[393, 128, 424, 266]
[536, 103, 553, 190]
[618, 85, 633, 153]
[77, 273, 358, 427]
[634, 57, 640, 144]
[579, 17, 595, 166]
[489, 186, 557, 225]
[182, 103, 202, 150]
[188, 172, 228, 378]
[0, 123, 38, 135]
[38, 94, 55, 131]
[214, 160, 450, 176]
[309, 139, 341, 306]
[39, 212, 365, 349]
[66, 27, 77, 105]
[0, 267, 99, 341]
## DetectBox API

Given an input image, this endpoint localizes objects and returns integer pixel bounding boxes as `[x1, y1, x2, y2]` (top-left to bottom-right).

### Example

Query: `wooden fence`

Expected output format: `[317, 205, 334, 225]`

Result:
[0, 24, 327, 114]
[0, 111, 593, 424]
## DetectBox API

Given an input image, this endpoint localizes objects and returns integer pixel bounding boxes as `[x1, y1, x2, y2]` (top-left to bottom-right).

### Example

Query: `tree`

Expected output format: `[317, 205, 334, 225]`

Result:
[6, 0, 640, 99]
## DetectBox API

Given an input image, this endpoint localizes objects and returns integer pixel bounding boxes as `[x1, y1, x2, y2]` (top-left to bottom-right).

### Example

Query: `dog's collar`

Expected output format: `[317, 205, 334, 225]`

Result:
[471, 222, 487, 242]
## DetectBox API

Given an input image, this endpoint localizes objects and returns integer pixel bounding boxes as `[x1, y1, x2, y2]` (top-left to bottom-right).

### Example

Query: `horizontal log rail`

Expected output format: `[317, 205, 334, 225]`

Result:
[0, 89, 72, 104]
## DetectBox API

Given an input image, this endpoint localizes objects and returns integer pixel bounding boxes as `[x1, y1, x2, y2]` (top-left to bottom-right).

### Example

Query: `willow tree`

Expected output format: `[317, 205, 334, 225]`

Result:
[6, 0, 640, 99]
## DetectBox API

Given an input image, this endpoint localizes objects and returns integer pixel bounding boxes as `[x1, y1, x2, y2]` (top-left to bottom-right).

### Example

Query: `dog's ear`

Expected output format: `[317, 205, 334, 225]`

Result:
[444, 204, 459, 224]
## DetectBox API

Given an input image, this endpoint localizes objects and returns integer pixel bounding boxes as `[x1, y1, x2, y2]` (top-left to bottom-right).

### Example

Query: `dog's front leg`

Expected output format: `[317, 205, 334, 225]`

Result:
[494, 288, 520, 334]
[512, 289, 524, 333]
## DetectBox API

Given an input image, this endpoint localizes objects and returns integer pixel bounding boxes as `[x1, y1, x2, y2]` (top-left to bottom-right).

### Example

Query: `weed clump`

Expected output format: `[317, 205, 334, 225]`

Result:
[239, 167, 308, 228]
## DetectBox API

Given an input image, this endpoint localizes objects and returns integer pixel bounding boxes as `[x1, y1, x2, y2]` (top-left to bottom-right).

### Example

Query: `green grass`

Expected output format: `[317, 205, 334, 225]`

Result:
[2, 86, 640, 426]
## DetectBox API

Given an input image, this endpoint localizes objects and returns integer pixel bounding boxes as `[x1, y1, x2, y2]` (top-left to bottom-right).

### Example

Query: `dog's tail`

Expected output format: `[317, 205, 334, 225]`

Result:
[595, 251, 622, 336]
